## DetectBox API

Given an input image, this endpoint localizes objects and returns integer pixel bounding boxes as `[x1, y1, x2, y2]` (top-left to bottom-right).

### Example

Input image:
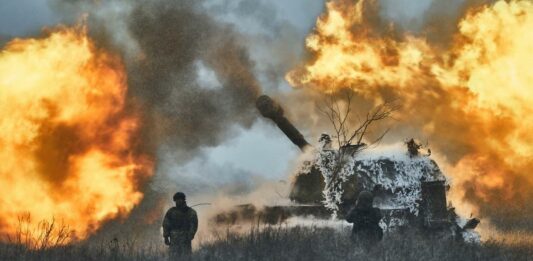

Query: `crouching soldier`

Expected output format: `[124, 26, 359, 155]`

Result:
[346, 191, 383, 248]
[163, 192, 198, 259]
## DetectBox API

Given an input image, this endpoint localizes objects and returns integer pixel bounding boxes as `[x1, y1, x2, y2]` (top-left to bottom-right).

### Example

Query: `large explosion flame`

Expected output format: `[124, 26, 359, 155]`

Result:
[0, 25, 152, 242]
[288, 0, 533, 229]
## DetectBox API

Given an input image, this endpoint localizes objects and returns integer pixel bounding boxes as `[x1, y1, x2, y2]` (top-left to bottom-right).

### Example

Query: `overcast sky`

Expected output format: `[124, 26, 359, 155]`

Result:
[0, 0, 59, 36]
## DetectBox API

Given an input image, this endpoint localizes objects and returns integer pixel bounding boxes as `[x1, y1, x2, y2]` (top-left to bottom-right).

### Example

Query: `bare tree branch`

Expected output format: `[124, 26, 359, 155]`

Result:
[318, 91, 397, 158]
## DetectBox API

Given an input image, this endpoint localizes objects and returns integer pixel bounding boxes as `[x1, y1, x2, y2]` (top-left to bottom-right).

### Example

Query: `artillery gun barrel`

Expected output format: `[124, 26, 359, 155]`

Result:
[256, 95, 310, 151]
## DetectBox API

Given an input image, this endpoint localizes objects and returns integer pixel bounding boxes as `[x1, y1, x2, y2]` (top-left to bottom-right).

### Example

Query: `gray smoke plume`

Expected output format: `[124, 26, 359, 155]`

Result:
[49, 0, 261, 157]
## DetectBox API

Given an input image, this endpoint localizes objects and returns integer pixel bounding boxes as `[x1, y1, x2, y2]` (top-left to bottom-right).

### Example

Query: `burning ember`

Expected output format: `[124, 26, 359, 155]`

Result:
[0, 25, 152, 242]
[287, 0, 533, 225]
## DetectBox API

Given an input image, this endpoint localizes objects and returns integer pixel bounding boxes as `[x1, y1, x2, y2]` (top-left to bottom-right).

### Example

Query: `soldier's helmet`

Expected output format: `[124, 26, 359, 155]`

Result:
[356, 190, 374, 208]
[173, 192, 186, 201]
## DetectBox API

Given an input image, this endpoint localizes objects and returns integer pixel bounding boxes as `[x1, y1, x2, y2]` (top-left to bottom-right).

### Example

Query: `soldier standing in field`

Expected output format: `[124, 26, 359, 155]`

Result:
[163, 192, 198, 259]
[346, 190, 383, 248]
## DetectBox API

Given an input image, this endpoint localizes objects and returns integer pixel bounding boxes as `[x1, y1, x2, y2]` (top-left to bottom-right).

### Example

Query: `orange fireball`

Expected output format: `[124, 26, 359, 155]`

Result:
[0, 25, 152, 242]
[288, 0, 533, 226]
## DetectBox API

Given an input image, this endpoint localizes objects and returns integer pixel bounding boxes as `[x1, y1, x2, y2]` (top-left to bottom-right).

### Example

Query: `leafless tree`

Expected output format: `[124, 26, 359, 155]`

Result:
[317, 90, 396, 152]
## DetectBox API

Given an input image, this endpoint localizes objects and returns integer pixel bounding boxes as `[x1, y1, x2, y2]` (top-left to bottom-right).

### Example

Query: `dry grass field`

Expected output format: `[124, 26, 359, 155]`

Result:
[1, 224, 532, 261]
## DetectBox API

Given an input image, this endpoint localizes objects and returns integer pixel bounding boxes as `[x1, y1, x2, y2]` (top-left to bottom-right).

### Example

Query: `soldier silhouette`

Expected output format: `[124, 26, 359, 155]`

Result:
[346, 190, 383, 248]
[163, 192, 198, 259]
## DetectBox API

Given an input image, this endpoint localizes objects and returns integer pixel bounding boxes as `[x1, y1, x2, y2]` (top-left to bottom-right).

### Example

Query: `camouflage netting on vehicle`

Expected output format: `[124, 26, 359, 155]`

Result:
[296, 144, 446, 216]
[355, 147, 446, 215]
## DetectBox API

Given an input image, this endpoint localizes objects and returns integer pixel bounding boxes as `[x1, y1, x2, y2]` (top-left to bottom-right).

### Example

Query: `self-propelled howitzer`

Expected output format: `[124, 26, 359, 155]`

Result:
[215, 95, 480, 242]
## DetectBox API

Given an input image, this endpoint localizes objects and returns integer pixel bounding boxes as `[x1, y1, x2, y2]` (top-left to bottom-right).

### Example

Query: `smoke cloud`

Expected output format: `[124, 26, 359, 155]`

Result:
[49, 0, 261, 155]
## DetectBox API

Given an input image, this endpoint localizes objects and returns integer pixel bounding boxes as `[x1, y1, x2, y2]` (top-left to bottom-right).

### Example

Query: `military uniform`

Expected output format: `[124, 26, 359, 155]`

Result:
[346, 191, 383, 247]
[163, 205, 198, 258]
